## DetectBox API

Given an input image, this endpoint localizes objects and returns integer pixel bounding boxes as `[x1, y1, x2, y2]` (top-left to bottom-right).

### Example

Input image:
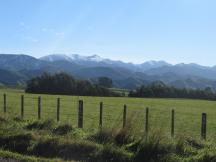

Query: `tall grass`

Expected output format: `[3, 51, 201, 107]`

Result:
[0, 115, 216, 162]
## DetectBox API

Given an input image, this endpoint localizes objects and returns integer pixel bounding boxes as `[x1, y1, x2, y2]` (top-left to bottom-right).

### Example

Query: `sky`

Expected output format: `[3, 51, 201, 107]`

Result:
[0, 0, 216, 66]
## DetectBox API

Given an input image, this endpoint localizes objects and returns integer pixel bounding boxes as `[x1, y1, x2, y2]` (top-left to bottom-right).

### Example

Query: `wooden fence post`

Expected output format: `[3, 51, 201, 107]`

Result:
[38, 96, 41, 120]
[145, 107, 149, 135]
[3, 94, 6, 113]
[78, 100, 83, 128]
[123, 104, 127, 128]
[171, 109, 175, 137]
[99, 102, 103, 128]
[57, 98, 60, 122]
[201, 113, 207, 140]
[21, 95, 24, 119]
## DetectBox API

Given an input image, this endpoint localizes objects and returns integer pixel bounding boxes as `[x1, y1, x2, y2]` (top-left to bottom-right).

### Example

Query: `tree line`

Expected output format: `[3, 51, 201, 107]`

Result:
[26, 73, 216, 100]
[25, 73, 119, 97]
[129, 81, 216, 100]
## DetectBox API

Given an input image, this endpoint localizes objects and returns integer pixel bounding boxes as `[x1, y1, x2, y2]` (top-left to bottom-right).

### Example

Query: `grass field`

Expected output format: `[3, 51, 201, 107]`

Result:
[0, 88, 216, 139]
[1, 88, 216, 161]
[2, 114, 216, 162]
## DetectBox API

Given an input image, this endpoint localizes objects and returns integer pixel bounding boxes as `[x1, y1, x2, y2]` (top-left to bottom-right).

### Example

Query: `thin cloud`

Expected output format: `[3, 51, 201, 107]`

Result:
[23, 36, 39, 43]
[55, 32, 65, 36]
[19, 22, 25, 26]
[41, 28, 54, 32]
[19, 21, 30, 29]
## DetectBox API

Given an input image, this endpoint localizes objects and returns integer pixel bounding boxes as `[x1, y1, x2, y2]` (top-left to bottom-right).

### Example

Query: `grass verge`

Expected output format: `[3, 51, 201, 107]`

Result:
[0, 115, 215, 162]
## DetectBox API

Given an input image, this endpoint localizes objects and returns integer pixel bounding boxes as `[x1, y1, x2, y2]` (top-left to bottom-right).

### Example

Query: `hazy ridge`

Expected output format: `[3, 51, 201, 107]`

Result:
[1, 53, 216, 90]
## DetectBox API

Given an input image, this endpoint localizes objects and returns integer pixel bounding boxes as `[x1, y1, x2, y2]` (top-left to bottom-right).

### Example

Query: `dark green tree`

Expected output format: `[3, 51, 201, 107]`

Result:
[26, 73, 119, 97]
[98, 77, 113, 88]
[129, 81, 216, 100]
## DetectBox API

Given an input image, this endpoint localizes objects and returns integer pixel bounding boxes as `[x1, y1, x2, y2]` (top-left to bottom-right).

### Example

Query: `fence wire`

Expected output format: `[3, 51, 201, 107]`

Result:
[0, 93, 215, 138]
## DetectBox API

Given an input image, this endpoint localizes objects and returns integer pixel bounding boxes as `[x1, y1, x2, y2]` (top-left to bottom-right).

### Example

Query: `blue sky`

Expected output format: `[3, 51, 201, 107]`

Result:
[0, 0, 216, 65]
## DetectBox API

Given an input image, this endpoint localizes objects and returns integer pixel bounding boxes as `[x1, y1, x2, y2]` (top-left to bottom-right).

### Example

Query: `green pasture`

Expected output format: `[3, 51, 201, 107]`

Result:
[0, 88, 216, 139]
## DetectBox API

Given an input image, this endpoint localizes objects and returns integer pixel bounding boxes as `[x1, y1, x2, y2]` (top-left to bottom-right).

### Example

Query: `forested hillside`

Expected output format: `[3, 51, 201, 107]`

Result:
[1, 54, 216, 91]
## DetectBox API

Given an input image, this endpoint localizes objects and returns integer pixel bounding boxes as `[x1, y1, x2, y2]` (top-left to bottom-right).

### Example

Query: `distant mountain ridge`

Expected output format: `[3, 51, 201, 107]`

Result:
[40, 54, 174, 73]
[0, 54, 48, 70]
[1, 53, 216, 91]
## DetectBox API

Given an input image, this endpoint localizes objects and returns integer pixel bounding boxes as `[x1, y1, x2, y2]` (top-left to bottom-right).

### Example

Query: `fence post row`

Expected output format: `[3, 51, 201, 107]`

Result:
[145, 107, 149, 135]
[99, 102, 103, 128]
[38, 96, 41, 120]
[171, 109, 175, 137]
[78, 100, 84, 128]
[1, 93, 209, 140]
[57, 98, 60, 122]
[123, 104, 127, 128]
[201, 113, 207, 140]
[21, 95, 24, 119]
[3, 94, 6, 113]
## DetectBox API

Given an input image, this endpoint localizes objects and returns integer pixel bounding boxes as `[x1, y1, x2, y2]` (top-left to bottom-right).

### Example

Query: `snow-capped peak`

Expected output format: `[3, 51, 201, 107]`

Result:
[40, 54, 72, 62]
[69, 54, 87, 60]
[40, 54, 107, 63]
[141, 60, 171, 66]
[87, 54, 104, 62]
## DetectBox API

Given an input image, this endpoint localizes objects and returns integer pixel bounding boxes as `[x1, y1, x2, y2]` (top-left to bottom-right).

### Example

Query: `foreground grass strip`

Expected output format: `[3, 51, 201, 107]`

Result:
[2, 113, 216, 162]
[0, 149, 65, 162]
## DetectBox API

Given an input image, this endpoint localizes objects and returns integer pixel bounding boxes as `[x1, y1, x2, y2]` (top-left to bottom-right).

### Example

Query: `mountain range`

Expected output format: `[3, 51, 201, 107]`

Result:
[1, 53, 216, 91]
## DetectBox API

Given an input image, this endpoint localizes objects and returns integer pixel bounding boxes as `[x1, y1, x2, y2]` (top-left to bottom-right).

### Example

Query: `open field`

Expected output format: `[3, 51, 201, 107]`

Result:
[0, 106, 216, 162]
[0, 88, 216, 139]
[1, 88, 216, 161]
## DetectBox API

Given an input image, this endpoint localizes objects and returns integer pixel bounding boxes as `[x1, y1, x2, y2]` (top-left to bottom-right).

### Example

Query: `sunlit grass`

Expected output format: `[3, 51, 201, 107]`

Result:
[0, 88, 216, 139]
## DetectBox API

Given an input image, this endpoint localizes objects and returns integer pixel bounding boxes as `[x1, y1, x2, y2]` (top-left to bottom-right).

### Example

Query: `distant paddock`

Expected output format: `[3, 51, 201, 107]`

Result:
[0, 88, 216, 139]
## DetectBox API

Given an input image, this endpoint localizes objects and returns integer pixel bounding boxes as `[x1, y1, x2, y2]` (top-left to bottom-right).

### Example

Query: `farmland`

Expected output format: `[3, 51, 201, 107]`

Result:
[0, 88, 216, 139]
[1, 88, 216, 161]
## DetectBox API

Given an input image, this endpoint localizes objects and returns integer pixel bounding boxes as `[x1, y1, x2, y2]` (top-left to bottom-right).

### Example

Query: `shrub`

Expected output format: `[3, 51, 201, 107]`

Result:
[114, 113, 136, 146]
[31, 138, 59, 157]
[175, 136, 201, 157]
[133, 134, 172, 162]
[185, 137, 204, 149]
[114, 128, 134, 146]
[52, 124, 73, 135]
[0, 116, 7, 123]
[0, 133, 32, 153]
[13, 116, 24, 122]
[89, 129, 114, 144]
[195, 151, 216, 162]
[126, 139, 143, 153]
[31, 138, 98, 161]
[92, 144, 132, 162]
[25, 119, 54, 130]
[59, 141, 98, 161]
[90, 127, 134, 146]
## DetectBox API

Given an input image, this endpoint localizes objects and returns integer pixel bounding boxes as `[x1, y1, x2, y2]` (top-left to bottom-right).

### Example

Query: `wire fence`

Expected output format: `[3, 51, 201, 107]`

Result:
[0, 93, 214, 139]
